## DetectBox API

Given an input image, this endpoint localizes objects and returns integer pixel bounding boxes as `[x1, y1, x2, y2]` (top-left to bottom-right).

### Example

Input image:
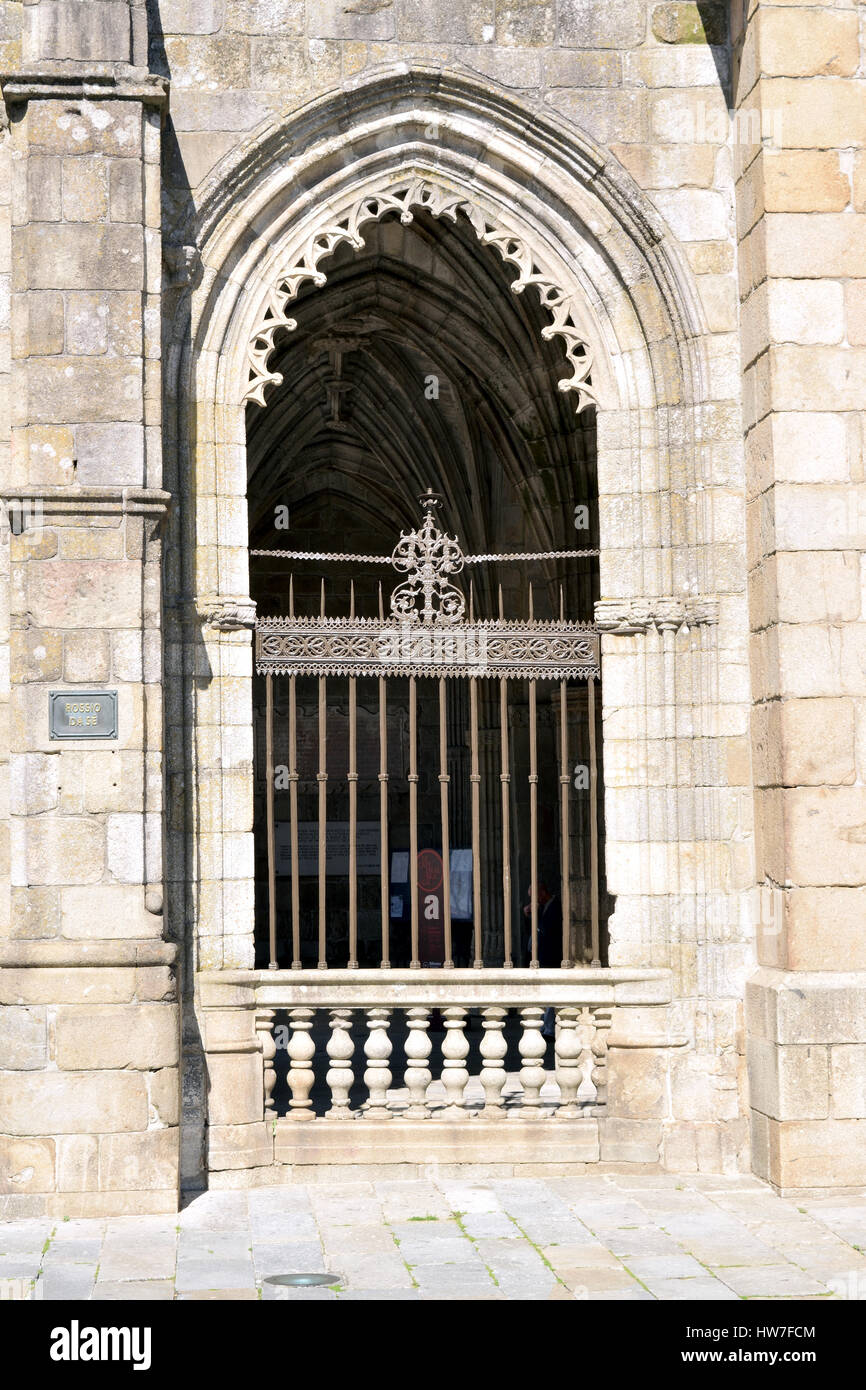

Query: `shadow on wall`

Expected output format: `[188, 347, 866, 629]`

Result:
[694, 0, 732, 98]
[145, 0, 212, 1194]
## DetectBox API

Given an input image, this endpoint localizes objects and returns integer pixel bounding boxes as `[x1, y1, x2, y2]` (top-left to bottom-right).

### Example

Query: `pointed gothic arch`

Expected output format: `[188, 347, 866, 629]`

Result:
[163, 65, 732, 1001]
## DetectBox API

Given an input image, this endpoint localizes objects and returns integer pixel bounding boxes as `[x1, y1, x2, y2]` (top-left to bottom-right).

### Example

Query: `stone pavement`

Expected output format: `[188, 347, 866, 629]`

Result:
[2, 1169, 865, 1302]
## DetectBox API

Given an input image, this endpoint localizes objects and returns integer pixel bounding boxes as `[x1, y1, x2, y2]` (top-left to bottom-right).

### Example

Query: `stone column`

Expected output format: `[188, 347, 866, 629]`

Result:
[734, 0, 866, 1189]
[0, 1, 180, 1214]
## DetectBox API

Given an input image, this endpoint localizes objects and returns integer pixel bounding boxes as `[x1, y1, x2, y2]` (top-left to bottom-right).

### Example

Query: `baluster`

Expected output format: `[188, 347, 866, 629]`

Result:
[439, 1006, 470, 1118]
[479, 1006, 508, 1117]
[325, 1008, 355, 1119]
[256, 1009, 277, 1116]
[511, 1005, 546, 1118]
[362, 1007, 393, 1119]
[553, 1006, 582, 1117]
[286, 1007, 316, 1121]
[403, 1007, 432, 1118]
[591, 1007, 613, 1112]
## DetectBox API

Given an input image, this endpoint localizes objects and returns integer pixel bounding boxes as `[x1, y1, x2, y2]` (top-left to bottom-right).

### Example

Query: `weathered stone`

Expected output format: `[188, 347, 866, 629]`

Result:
[762, 150, 851, 214]
[651, 2, 726, 46]
[56, 1135, 99, 1193]
[56, 1004, 178, 1071]
[26, 818, 104, 886]
[0, 1136, 56, 1195]
[558, 0, 645, 48]
[0, 1071, 149, 1135]
[0, 1006, 47, 1070]
[22, 224, 144, 291]
[98, 1129, 179, 1192]
[755, 8, 860, 80]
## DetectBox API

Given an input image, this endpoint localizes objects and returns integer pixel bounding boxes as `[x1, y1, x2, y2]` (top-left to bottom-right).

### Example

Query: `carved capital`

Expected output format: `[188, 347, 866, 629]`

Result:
[594, 596, 718, 635]
[195, 594, 257, 631]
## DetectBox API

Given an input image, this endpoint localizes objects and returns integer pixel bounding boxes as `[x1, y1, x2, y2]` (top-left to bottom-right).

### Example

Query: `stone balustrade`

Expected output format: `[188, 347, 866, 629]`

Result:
[264, 1002, 612, 1122]
[198, 968, 674, 1173]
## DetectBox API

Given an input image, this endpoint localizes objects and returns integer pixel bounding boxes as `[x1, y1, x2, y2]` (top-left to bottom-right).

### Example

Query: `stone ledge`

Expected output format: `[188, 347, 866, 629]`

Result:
[0, 941, 177, 968]
[0, 65, 168, 110]
[273, 1116, 602, 1166]
[198, 965, 673, 1010]
[1, 487, 173, 519]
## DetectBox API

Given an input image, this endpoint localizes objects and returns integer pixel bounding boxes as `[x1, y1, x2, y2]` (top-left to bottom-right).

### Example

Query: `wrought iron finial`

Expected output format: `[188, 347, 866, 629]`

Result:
[389, 493, 466, 624]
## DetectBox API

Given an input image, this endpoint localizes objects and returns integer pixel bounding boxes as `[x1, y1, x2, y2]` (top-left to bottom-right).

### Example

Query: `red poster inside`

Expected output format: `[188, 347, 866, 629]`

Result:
[417, 849, 444, 967]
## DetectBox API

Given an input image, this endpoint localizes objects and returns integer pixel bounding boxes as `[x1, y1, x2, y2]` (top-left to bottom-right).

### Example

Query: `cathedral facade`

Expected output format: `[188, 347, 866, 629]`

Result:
[1, 0, 865, 1213]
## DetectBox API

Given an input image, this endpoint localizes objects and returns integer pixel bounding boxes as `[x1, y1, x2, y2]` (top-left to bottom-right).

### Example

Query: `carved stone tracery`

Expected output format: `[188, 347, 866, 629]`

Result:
[243, 177, 599, 412]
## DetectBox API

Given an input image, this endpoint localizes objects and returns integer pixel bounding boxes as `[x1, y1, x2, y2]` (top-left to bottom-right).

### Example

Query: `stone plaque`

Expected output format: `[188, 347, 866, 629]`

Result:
[49, 690, 118, 740]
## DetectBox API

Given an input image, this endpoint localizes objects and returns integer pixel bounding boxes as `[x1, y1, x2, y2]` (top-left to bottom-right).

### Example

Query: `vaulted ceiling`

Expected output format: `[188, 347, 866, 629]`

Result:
[246, 207, 597, 622]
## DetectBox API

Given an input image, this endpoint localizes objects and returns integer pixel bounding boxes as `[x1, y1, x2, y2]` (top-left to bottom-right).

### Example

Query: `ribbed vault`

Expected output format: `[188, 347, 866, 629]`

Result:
[247, 207, 597, 624]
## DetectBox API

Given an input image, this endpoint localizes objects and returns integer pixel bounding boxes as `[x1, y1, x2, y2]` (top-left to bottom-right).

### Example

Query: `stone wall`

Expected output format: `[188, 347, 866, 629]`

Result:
[0, 1, 180, 1214]
[732, 0, 866, 1192]
[0, 0, 863, 1206]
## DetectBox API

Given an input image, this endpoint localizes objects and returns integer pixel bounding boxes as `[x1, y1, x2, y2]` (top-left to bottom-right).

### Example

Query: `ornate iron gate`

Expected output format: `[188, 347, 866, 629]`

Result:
[254, 492, 602, 972]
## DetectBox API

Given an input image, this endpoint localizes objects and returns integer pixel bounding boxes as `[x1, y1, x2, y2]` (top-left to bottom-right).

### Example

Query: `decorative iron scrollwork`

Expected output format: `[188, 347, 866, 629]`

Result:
[389, 491, 466, 625]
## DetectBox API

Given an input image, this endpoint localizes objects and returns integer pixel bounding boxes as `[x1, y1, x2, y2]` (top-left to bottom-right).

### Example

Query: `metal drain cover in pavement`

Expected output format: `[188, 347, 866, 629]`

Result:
[263, 1273, 339, 1288]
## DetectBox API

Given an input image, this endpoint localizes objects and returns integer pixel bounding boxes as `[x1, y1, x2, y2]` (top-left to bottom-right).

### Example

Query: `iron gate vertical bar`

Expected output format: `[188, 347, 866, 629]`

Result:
[378, 584, 390, 968]
[499, 587, 512, 968]
[348, 584, 358, 970]
[378, 687, 390, 969]
[265, 671, 277, 970]
[528, 674, 538, 968]
[348, 673, 358, 969]
[287, 576, 300, 969]
[409, 675, 420, 968]
[469, 674, 482, 968]
[528, 585, 538, 968]
[588, 672, 601, 968]
[439, 675, 453, 968]
[288, 671, 300, 970]
[317, 669, 327, 968]
[317, 583, 328, 969]
[559, 678, 571, 968]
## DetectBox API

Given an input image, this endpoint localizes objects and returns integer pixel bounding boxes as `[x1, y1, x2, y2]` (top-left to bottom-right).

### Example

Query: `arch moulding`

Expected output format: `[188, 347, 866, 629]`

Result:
[167, 69, 739, 1012]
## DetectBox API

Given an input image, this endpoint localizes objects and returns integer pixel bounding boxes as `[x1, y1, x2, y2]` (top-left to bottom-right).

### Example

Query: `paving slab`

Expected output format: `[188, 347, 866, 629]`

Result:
[0, 1222, 52, 1254]
[643, 1276, 740, 1300]
[93, 1281, 175, 1301]
[180, 1289, 261, 1300]
[42, 1239, 103, 1264]
[98, 1233, 177, 1283]
[459, 1212, 521, 1239]
[249, 1212, 319, 1243]
[251, 1242, 326, 1278]
[37, 1267, 97, 1300]
[2, 1168, 863, 1301]
[177, 1231, 253, 1261]
[174, 1259, 255, 1292]
[333, 1252, 415, 1289]
[714, 1264, 833, 1298]
[623, 1253, 708, 1281]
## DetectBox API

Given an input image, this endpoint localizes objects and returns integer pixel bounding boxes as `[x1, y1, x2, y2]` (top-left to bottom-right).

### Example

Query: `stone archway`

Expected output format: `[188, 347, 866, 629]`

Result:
[162, 69, 752, 1182]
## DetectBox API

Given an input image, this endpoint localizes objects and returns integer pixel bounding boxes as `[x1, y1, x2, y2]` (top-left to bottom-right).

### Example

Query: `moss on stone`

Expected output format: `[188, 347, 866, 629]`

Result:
[652, 2, 727, 46]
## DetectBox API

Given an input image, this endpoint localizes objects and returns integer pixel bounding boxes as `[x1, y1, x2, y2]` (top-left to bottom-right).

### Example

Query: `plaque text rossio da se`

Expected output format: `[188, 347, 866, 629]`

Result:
[49, 691, 118, 740]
